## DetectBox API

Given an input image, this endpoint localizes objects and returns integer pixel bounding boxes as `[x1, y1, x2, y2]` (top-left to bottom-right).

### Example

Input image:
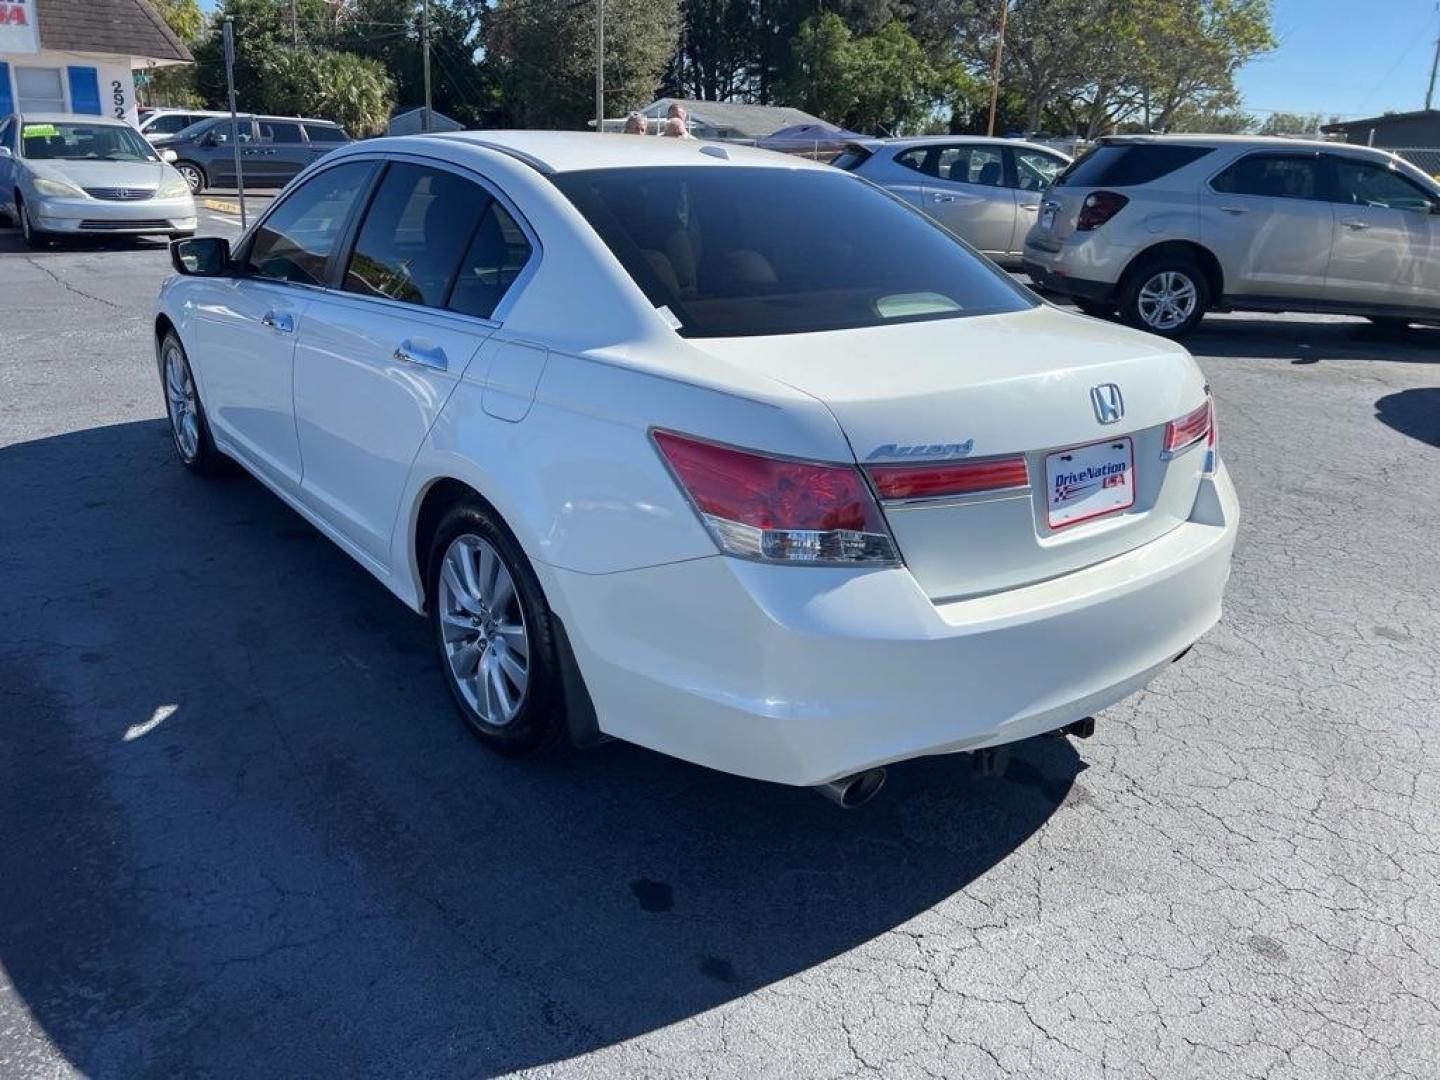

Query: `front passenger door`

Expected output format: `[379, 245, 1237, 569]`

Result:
[186, 160, 378, 493]
[1324, 154, 1440, 311]
[293, 160, 536, 563]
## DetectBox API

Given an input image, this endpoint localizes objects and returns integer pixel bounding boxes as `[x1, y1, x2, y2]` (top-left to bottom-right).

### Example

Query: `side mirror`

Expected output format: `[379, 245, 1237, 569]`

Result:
[160, 148, 178, 163]
[202, 132, 220, 147]
[170, 236, 231, 276]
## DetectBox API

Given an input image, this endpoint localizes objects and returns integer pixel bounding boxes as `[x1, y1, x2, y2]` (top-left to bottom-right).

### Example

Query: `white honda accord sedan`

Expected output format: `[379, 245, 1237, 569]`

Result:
[154, 131, 1237, 805]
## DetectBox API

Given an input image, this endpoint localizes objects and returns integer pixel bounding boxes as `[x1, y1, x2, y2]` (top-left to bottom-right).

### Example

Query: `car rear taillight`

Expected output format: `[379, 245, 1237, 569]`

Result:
[652, 430, 900, 565]
[1164, 398, 1215, 470]
[1076, 190, 1128, 231]
[866, 456, 1029, 500]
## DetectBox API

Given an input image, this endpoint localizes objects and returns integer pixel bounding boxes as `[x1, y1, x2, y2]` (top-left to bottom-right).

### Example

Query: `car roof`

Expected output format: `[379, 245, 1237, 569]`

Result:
[17, 111, 133, 127]
[1101, 133, 1349, 152]
[847, 135, 1071, 156]
[416, 129, 834, 174]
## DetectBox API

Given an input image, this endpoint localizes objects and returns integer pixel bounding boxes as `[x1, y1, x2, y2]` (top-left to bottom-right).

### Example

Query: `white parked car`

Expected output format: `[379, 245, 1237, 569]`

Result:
[155, 132, 1237, 805]
[1023, 135, 1440, 336]
[0, 112, 197, 247]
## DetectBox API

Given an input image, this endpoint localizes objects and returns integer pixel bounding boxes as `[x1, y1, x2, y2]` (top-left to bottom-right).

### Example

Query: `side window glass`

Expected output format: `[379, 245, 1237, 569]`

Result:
[1212, 155, 1318, 200]
[343, 163, 489, 307]
[260, 121, 303, 144]
[245, 160, 375, 286]
[895, 148, 930, 175]
[304, 124, 347, 143]
[1014, 150, 1063, 191]
[939, 147, 1004, 186]
[0, 119, 12, 153]
[449, 202, 534, 320]
[1331, 159, 1436, 212]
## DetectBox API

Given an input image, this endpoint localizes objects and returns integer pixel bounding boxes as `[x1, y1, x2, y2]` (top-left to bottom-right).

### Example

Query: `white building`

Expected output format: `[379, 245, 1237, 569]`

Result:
[0, 0, 190, 125]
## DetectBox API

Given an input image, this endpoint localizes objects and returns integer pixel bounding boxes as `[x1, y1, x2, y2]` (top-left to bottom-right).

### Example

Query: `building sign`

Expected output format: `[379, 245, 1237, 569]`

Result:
[0, 0, 40, 54]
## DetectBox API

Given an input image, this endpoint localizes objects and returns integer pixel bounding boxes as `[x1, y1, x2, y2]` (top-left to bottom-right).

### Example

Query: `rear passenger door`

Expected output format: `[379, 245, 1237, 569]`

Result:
[1200, 151, 1333, 299]
[914, 144, 1017, 259]
[256, 119, 311, 184]
[292, 158, 536, 563]
[1323, 154, 1440, 312]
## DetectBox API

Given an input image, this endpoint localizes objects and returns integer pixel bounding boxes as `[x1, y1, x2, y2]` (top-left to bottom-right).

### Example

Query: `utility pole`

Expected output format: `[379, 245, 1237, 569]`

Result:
[289, 0, 298, 47]
[1426, 29, 1439, 111]
[222, 18, 247, 229]
[421, 0, 433, 132]
[595, 0, 605, 133]
[985, 0, 1008, 137]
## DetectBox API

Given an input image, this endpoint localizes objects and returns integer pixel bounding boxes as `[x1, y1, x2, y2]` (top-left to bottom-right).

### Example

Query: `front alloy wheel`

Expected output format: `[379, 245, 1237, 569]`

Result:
[18, 196, 47, 249]
[159, 332, 226, 474]
[175, 163, 204, 195]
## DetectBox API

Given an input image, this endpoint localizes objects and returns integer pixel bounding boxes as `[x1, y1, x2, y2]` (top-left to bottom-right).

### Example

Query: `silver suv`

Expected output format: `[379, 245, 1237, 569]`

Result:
[1023, 135, 1440, 337]
[834, 136, 1070, 269]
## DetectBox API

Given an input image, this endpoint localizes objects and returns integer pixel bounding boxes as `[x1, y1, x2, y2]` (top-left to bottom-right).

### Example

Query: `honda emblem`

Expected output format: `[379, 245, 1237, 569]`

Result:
[1091, 383, 1124, 425]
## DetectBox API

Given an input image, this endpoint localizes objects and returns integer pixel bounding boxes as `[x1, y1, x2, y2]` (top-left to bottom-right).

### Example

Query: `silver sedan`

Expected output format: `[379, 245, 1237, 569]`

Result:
[0, 112, 198, 248]
[834, 136, 1070, 269]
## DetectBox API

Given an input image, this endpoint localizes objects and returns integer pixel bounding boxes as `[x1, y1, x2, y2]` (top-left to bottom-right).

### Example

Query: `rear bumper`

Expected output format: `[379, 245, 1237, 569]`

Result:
[545, 464, 1239, 787]
[1023, 260, 1116, 304]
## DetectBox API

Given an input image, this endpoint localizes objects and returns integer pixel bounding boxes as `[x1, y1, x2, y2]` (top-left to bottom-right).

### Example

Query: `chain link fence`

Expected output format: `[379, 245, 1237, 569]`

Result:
[1391, 148, 1440, 179]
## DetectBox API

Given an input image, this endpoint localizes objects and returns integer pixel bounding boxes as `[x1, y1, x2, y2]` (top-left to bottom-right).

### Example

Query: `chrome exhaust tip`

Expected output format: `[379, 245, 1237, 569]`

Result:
[814, 767, 887, 809]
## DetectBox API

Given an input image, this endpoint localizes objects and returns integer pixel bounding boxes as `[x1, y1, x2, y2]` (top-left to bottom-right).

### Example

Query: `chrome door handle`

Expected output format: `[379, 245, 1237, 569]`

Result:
[931, 193, 956, 203]
[1219, 206, 1249, 215]
[393, 341, 448, 371]
[1341, 218, 1370, 230]
[1020, 203, 1040, 211]
[260, 310, 294, 333]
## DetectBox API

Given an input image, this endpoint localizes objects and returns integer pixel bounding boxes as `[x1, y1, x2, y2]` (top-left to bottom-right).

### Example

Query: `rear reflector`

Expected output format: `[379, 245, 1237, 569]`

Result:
[1163, 399, 1213, 455]
[652, 430, 899, 565]
[867, 456, 1029, 501]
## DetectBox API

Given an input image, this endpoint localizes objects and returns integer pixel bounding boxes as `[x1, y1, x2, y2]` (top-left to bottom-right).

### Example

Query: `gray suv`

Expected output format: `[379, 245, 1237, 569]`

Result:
[1023, 135, 1440, 336]
[162, 115, 351, 194]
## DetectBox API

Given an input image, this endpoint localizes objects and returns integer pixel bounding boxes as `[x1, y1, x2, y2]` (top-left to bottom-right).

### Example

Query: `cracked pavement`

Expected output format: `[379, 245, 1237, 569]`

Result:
[1, 221, 1438, 1079]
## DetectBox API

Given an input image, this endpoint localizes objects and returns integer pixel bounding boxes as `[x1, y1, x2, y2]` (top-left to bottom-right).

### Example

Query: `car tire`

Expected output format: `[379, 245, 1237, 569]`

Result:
[159, 331, 228, 475]
[1073, 299, 1114, 319]
[174, 162, 206, 195]
[1118, 257, 1209, 338]
[17, 196, 50, 250]
[427, 499, 568, 757]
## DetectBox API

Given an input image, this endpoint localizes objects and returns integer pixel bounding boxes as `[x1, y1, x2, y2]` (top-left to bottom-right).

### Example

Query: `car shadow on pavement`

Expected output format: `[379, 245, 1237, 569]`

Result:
[1174, 315, 1439, 365]
[0, 419, 1081, 1078]
[0, 228, 171, 256]
[1375, 388, 1440, 448]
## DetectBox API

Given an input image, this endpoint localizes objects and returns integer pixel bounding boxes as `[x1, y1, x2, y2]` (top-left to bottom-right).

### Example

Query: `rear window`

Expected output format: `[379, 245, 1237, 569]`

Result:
[305, 124, 348, 143]
[829, 146, 872, 171]
[1055, 144, 1212, 188]
[551, 166, 1033, 338]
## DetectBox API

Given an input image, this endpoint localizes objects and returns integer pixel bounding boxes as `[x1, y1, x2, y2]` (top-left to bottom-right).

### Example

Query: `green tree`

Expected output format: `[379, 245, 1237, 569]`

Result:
[486, 0, 679, 128]
[141, 0, 206, 107]
[267, 49, 396, 135]
[1256, 110, 1324, 136]
[1138, 0, 1274, 132]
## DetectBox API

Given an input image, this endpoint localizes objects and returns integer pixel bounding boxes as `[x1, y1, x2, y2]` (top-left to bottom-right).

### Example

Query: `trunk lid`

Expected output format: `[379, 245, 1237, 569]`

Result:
[694, 306, 1210, 601]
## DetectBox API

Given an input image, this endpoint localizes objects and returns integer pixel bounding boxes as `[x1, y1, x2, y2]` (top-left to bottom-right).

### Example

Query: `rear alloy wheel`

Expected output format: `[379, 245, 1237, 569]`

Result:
[1119, 259, 1209, 338]
[174, 162, 205, 195]
[428, 500, 567, 757]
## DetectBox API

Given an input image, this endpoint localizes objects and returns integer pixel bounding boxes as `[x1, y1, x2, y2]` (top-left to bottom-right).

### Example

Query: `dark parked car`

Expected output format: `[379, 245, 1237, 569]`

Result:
[161, 115, 351, 194]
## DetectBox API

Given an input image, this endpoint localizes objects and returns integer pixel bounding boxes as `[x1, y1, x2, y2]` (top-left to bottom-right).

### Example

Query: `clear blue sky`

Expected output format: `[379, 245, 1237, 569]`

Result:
[1237, 0, 1440, 119]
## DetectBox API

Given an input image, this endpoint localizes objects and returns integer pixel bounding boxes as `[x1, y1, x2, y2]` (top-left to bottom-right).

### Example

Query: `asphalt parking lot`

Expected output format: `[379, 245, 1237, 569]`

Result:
[1, 210, 1438, 1079]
